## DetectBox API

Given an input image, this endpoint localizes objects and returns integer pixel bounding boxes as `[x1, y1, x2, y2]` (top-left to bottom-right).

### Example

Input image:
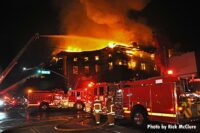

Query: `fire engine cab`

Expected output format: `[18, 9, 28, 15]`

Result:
[78, 76, 200, 127]
[67, 82, 119, 113]
[66, 89, 86, 111]
[115, 76, 200, 126]
[27, 89, 68, 110]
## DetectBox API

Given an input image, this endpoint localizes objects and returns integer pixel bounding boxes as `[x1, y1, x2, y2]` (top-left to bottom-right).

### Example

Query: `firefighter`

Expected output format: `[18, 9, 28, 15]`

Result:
[181, 99, 192, 118]
[106, 91, 115, 126]
[93, 98, 102, 124]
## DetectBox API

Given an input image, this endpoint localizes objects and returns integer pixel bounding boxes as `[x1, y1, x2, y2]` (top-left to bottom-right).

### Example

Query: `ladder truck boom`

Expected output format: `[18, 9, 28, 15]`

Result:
[0, 33, 39, 84]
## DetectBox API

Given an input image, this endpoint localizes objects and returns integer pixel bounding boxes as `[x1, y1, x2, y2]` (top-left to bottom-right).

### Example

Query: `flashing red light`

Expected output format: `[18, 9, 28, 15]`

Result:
[4, 96, 8, 99]
[167, 70, 173, 75]
[88, 82, 94, 87]
[28, 89, 33, 93]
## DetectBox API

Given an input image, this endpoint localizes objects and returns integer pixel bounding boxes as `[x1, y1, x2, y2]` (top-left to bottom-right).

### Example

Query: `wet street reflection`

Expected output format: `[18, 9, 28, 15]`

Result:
[0, 112, 7, 121]
[0, 107, 81, 132]
[1, 108, 199, 133]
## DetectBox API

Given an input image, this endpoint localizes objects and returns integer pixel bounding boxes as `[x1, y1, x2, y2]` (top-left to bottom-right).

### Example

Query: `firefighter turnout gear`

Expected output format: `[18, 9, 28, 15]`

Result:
[106, 92, 115, 126]
[93, 99, 102, 124]
[181, 101, 192, 118]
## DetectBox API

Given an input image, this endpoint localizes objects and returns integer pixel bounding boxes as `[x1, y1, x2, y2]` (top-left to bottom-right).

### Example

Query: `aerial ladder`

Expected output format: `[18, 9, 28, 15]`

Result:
[0, 33, 39, 85]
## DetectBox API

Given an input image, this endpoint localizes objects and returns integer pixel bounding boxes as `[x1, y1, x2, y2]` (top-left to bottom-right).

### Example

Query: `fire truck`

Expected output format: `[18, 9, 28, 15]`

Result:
[27, 88, 88, 111]
[66, 88, 87, 111]
[73, 76, 200, 127]
[27, 89, 68, 110]
[127, 76, 199, 126]
[66, 82, 119, 112]
[115, 76, 200, 126]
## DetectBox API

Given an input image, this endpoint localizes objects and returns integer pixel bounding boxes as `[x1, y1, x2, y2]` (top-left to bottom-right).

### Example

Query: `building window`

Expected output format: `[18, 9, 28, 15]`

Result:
[73, 66, 78, 75]
[73, 57, 78, 62]
[150, 54, 155, 60]
[154, 65, 157, 71]
[84, 57, 89, 61]
[128, 61, 136, 69]
[108, 62, 113, 70]
[95, 64, 100, 73]
[141, 63, 146, 70]
[52, 56, 58, 62]
[118, 61, 122, 65]
[84, 66, 90, 74]
[95, 56, 99, 61]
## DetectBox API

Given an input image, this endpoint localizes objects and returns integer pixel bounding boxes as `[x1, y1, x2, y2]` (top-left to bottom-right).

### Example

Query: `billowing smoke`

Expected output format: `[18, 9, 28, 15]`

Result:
[58, 0, 152, 44]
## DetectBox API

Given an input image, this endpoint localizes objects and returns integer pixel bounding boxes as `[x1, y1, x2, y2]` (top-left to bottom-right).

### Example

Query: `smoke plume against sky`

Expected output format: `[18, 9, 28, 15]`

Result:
[58, 0, 152, 45]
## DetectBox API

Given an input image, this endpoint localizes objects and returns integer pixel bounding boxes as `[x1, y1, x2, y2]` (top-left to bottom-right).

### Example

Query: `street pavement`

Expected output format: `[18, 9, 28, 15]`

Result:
[0, 107, 200, 133]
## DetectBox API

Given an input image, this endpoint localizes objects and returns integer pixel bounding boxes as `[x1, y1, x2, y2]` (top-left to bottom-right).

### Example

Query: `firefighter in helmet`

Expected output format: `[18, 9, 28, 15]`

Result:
[180, 96, 192, 118]
[106, 91, 115, 126]
[93, 97, 102, 124]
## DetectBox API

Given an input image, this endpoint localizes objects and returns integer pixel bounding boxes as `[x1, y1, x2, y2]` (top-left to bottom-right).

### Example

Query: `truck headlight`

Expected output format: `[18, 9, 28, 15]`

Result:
[0, 99, 4, 106]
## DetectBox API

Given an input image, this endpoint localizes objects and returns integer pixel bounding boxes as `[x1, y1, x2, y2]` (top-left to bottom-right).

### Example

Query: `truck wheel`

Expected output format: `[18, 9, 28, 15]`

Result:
[131, 108, 148, 127]
[74, 102, 85, 111]
[39, 103, 49, 111]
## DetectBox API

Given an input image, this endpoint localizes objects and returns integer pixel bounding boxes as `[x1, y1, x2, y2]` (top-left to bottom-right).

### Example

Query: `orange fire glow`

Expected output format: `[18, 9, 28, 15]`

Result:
[41, 35, 130, 53]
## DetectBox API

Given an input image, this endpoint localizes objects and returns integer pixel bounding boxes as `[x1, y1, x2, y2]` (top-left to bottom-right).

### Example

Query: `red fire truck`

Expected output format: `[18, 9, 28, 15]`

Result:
[66, 88, 87, 111]
[116, 76, 200, 126]
[66, 82, 119, 112]
[27, 88, 89, 111]
[75, 76, 200, 127]
[27, 89, 68, 110]
[27, 75, 200, 126]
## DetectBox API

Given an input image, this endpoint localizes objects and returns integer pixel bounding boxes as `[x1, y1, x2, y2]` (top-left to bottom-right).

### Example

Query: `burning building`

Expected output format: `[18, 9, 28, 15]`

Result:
[51, 42, 159, 89]
[46, 0, 163, 89]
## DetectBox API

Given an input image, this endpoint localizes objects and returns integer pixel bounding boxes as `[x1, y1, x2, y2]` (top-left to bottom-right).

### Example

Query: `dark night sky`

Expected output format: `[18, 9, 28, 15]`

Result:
[0, 0, 199, 73]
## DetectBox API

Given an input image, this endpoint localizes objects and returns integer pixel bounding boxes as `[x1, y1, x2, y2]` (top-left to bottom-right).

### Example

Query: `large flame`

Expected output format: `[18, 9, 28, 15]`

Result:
[41, 35, 130, 53]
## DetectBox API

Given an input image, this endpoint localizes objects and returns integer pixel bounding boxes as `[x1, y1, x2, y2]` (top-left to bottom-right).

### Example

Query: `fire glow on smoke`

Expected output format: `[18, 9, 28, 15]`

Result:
[42, 35, 130, 53]
[50, 0, 153, 53]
